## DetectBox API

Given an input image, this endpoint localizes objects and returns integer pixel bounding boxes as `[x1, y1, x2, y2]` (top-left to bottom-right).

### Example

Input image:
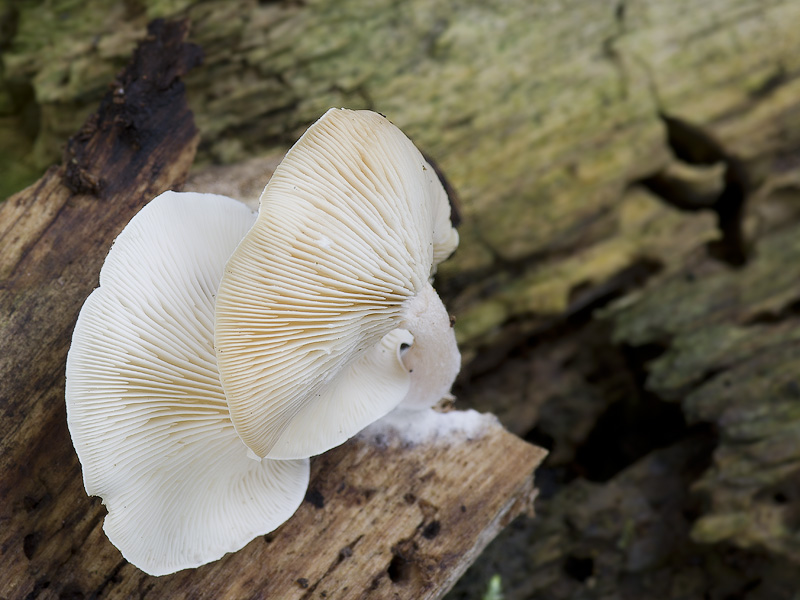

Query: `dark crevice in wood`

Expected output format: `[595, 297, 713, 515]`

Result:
[22, 578, 50, 600]
[742, 297, 800, 326]
[566, 258, 663, 319]
[387, 553, 414, 584]
[660, 113, 728, 166]
[0, 3, 19, 52]
[708, 152, 749, 267]
[748, 64, 787, 100]
[457, 257, 663, 381]
[22, 532, 40, 560]
[572, 396, 688, 483]
[421, 520, 441, 540]
[304, 487, 325, 509]
[638, 113, 752, 267]
[563, 555, 594, 582]
[638, 169, 720, 211]
[387, 541, 423, 586]
[556, 318, 717, 483]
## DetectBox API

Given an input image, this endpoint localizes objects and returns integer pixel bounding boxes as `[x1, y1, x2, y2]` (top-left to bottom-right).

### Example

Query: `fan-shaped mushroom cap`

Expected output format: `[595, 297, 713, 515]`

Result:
[65, 191, 310, 576]
[215, 108, 460, 460]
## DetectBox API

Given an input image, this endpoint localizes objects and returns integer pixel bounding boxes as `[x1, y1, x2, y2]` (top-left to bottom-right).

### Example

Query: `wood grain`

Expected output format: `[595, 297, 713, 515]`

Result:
[0, 18, 202, 600]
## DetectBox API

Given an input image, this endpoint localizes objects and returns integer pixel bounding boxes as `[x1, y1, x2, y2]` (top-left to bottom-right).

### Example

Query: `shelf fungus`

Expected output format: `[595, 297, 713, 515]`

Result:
[65, 109, 461, 575]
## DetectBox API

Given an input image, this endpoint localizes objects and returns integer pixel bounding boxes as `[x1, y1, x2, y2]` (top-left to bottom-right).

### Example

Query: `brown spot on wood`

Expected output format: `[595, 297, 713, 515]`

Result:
[23, 532, 40, 560]
[305, 488, 325, 509]
[421, 520, 441, 540]
[387, 553, 420, 585]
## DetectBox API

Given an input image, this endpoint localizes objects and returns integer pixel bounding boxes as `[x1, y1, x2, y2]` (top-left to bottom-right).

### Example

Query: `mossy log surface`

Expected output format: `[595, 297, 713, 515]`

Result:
[3, 0, 800, 346]
[5, 0, 800, 598]
[0, 18, 545, 600]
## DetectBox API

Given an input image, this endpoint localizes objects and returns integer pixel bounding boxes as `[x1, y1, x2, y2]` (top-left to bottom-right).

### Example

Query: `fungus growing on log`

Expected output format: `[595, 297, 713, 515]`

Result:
[65, 191, 310, 575]
[65, 109, 461, 574]
[215, 109, 461, 460]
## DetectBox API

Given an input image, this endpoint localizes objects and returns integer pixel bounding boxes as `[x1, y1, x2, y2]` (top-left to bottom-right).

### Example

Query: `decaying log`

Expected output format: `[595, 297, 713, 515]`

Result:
[0, 19, 545, 600]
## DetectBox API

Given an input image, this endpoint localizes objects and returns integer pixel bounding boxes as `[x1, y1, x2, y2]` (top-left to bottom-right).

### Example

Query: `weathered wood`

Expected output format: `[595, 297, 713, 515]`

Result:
[10, 1, 800, 597]
[44, 421, 542, 600]
[447, 211, 800, 600]
[606, 218, 800, 565]
[0, 18, 545, 600]
[0, 18, 203, 599]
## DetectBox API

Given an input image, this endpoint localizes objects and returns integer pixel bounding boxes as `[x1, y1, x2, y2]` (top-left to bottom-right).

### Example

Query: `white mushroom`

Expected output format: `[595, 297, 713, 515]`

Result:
[65, 191, 309, 576]
[215, 108, 461, 460]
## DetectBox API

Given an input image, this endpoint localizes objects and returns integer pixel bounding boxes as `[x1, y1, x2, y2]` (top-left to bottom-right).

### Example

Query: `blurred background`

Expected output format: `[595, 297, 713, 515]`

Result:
[4, 1, 800, 598]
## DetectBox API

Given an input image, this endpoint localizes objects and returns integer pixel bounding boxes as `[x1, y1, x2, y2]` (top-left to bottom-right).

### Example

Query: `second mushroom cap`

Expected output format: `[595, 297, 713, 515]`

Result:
[214, 108, 461, 460]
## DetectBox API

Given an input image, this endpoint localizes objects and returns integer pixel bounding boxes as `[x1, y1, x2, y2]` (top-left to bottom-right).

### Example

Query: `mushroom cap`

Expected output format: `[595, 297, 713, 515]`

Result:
[65, 191, 310, 576]
[215, 108, 459, 460]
